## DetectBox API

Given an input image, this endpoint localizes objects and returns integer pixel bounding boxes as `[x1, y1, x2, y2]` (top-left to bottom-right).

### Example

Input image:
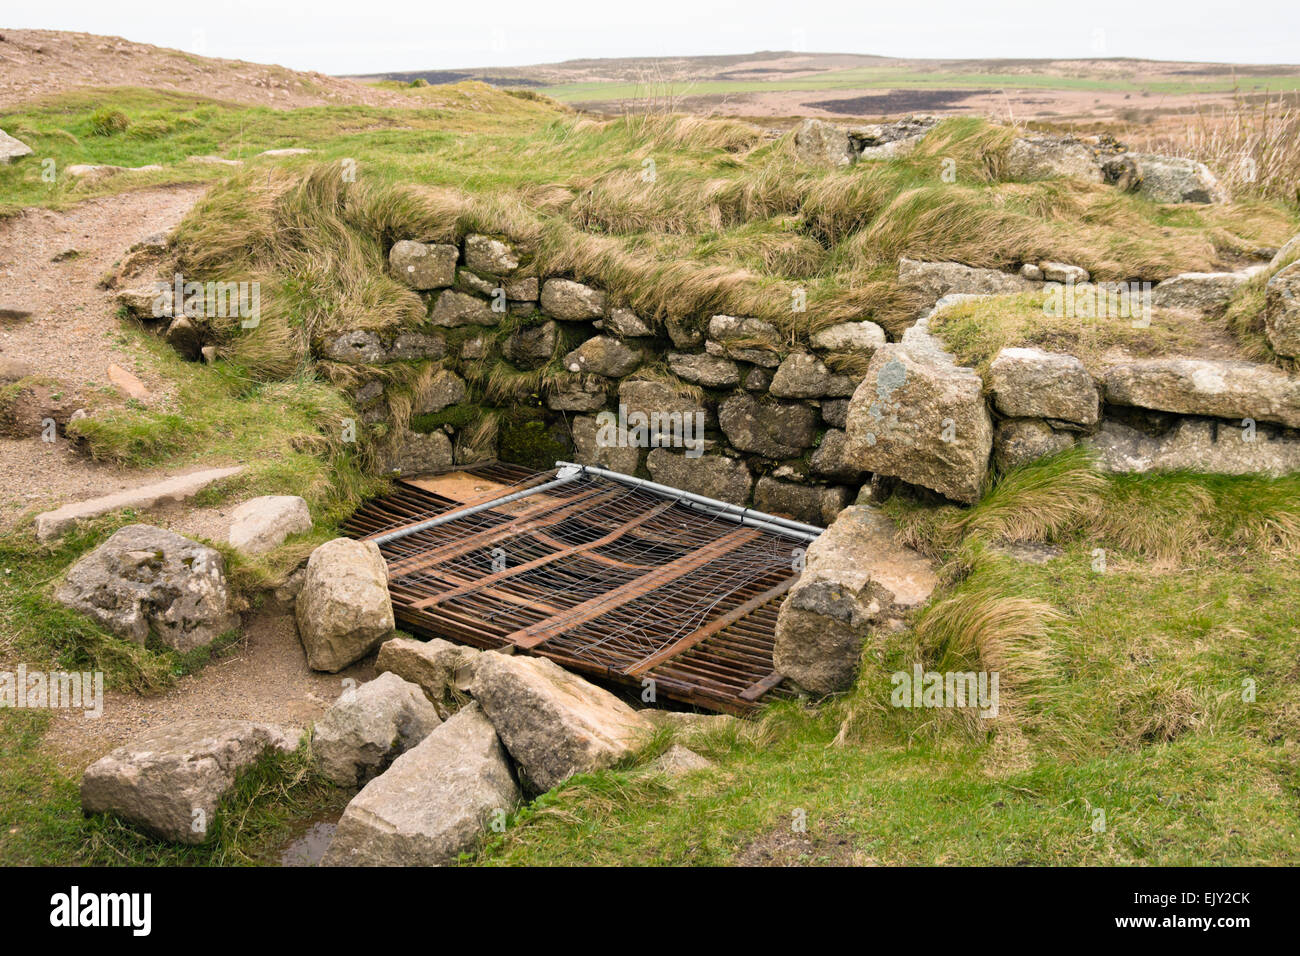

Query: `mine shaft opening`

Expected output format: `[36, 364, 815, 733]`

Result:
[342, 459, 823, 714]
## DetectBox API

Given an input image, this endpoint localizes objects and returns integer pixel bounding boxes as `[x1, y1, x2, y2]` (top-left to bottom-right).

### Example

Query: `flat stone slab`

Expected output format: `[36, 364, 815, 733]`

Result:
[1102, 358, 1300, 429]
[35, 465, 244, 541]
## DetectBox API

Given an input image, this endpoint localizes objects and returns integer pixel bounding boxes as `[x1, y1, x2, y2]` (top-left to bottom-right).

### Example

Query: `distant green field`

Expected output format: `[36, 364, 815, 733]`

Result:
[538, 68, 1300, 103]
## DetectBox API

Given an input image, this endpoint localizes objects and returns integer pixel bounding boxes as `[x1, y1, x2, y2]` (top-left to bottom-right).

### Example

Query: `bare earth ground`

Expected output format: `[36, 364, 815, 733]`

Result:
[44, 612, 374, 774]
[0, 183, 209, 530]
[0, 29, 410, 110]
[0, 184, 358, 768]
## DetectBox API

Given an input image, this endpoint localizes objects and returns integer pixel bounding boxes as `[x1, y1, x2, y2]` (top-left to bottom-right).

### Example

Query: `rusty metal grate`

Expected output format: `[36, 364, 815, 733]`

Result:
[341, 461, 817, 714]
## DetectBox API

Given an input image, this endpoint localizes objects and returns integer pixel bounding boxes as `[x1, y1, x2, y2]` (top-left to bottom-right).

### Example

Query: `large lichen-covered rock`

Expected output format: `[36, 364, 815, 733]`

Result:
[311, 672, 442, 788]
[564, 335, 642, 377]
[1086, 417, 1300, 477]
[1265, 261, 1300, 359]
[842, 317, 993, 504]
[993, 419, 1077, 471]
[470, 653, 653, 792]
[793, 118, 855, 168]
[389, 240, 458, 290]
[1102, 358, 1300, 429]
[1130, 153, 1227, 204]
[228, 495, 312, 554]
[1006, 135, 1105, 183]
[295, 538, 394, 672]
[718, 394, 819, 459]
[56, 525, 239, 652]
[321, 703, 519, 866]
[987, 347, 1099, 426]
[81, 719, 299, 844]
[541, 278, 606, 321]
[773, 506, 937, 695]
[646, 448, 753, 506]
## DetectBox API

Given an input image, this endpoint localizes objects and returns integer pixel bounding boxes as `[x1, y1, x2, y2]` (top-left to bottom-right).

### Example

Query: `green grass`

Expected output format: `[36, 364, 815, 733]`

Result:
[0, 710, 347, 866]
[479, 459, 1300, 866]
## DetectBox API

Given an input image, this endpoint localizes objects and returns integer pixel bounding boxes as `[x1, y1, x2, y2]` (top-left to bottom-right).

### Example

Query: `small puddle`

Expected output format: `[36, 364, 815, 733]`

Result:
[279, 817, 339, 867]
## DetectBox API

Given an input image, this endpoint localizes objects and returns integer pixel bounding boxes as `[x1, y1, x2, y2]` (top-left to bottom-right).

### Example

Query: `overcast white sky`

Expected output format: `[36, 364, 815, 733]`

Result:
[7, 0, 1299, 74]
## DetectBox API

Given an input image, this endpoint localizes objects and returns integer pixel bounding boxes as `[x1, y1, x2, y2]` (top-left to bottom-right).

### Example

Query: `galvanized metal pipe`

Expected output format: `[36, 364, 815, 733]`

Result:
[368, 464, 584, 546]
[555, 461, 823, 544]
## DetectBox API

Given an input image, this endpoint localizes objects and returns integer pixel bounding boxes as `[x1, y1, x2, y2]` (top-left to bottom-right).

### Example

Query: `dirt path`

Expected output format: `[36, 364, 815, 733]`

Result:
[1, 185, 360, 768]
[45, 612, 374, 774]
[0, 184, 209, 531]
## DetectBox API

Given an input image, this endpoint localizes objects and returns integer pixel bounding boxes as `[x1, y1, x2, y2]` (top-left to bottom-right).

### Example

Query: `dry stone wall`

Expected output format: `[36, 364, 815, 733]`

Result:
[327, 232, 886, 526]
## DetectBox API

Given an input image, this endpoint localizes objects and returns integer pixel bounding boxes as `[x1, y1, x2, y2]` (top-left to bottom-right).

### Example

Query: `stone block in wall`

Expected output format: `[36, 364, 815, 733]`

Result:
[604, 307, 653, 338]
[618, 380, 708, 441]
[809, 321, 887, 355]
[1086, 417, 1300, 477]
[821, 399, 849, 428]
[645, 448, 753, 506]
[464, 234, 519, 274]
[571, 415, 640, 476]
[387, 332, 447, 361]
[993, 419, 1076, 472]
[770, 352, 859, 398]
[541, 279, 606, 321]
[1151, 271, 1253, 312]
[665, 317, 703, 348]
[668, 352, 740, 388]
[717, 394, 818, 459]
[546, 374, 608, 412]
[415, 368, 467, 415]
[564, 336, 643, 377]
[1129, 153, 1227, 204]
[987, 347, 1099, 426]
[390, 240, 458, 291]
[430, 289, 497, 327]
[744, 367, 772, 392]
[897, 257, 1033, 306]
[754, 476, 851, 527]
[1102, 358, 1300, 429]
[705, 314, 783, 367]
[504, 321, 558, 370]
[387, 428, 454, 475]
